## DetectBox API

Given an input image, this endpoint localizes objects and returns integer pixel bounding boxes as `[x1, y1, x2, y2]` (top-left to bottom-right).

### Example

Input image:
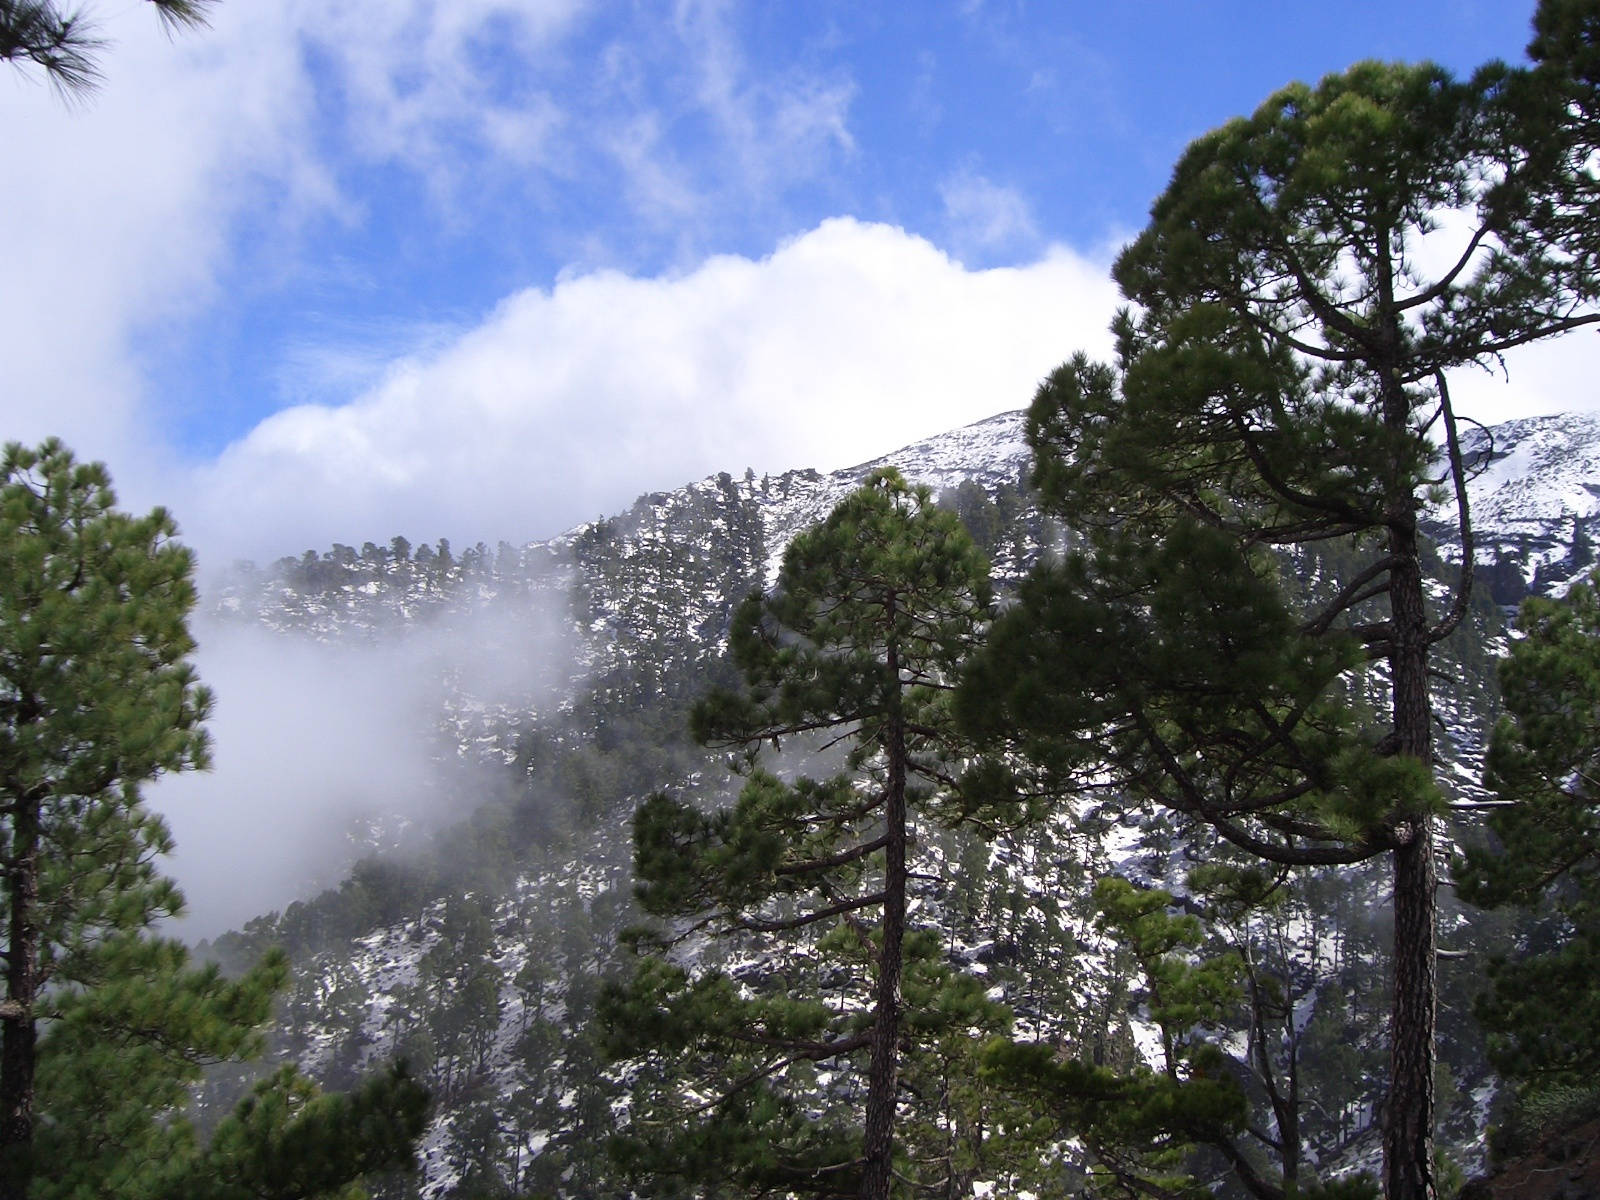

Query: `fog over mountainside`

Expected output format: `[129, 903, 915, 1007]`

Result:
[152, 407, 1600, 1196]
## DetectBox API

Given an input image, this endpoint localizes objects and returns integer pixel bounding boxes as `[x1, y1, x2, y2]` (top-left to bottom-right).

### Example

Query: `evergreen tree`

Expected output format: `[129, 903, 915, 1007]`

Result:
[984, 876, 1255, 1199]
[0, 0, 215, 95]
[0, 440, 211, 1193]
[602, 469, 1000, 1199]
[983, 858, 1384, 1200]
[34, 938, 427, 1199]
[1522, 0, 1600, 288]
[168, 1062, 423, 1200]
[0, 440, 427, 1197]
[958, 26, 1600, 1200]
[1458, 571, 1600, 1099]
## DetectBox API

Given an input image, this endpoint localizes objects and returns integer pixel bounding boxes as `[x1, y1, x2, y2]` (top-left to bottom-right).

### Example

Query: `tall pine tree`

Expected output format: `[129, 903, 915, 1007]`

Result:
[0, 439, 212, 1194]
[602, 469, 1001, 1199]
[0, 440, 427, 1198]
[958, 19, 1600, 1198]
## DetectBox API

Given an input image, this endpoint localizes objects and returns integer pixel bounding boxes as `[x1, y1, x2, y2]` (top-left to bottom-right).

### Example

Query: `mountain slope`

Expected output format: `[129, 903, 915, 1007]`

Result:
[195, 408, 1598, 1198]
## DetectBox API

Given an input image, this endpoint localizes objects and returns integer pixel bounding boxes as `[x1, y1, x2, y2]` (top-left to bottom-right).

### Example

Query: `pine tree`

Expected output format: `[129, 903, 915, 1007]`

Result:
[980, 856, 1386, 1200]
[1522, 0, 1600, 290]
[957, 24, 1600, 1199]
[1458, 572, 1600, 1099]
[0, 439, 212, 1194]
[983, 876, 1255, 1199]
[0, 0, 216, 95]
[602, 469, 1002, 1199]
[33, 938, 428, 1199]
[0, 440, 428, 1197]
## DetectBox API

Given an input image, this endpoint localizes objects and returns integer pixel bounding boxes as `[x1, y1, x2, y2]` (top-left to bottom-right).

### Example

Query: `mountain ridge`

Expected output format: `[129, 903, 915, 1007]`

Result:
[190, 406, 1600, 1198]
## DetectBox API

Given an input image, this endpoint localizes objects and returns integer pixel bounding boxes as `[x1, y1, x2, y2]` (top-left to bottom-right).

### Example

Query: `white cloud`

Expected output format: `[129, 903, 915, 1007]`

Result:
[0, 0, 861, 509]
[0, 4, 326, 475]
[645, 0, 856, 216]
[182, 219, 1119, 562]
[939, 169, 1041, 260]
[1448, 329, 1600, 429]
[0, 0, 587, 507]
[291, 0, 583, 197]
[154, 591, 581, 937]
[152, 621, 447, 936]
[172, 211, 1599, 568]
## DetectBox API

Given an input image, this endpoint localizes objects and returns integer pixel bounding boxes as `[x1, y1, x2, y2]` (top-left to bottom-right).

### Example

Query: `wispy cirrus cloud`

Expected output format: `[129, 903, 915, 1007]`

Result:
[1, 0, 864, 506]
[939, 168, 1040, 262]
[671, 0, 855, 193]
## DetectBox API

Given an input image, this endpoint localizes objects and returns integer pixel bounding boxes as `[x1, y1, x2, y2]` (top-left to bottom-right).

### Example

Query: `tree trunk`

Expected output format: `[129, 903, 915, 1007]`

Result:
[1382, 505, 1438, 1200]
[1387, 823, 1438, 1200]
[861, 663, 908, 1200]
[0, 792, 40, 1200]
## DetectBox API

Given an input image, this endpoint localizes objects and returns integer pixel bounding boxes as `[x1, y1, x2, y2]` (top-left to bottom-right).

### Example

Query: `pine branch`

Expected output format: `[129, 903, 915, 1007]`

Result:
[734, 891, 885, 934]
[1427, 373, 1477, 645]
[775, 834, 889, 877]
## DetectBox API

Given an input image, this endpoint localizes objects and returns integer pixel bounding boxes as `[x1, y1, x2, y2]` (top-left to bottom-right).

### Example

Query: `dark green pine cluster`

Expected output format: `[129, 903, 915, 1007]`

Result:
[0, 441, 427, 1200]
[1459, 572, 1600, 1153]
[602, 469, 1029, 1199]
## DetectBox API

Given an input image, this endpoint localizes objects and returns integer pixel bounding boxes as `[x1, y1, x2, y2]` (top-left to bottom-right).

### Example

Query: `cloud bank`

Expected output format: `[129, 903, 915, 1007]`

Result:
[151, 620, 448, 938]
[154, 590, 580, 938]
[181, 219, 1120, 562]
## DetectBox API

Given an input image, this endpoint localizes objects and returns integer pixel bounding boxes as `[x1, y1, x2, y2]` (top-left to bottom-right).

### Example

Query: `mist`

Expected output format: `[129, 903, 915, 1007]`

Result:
[149, 574, 582, 940]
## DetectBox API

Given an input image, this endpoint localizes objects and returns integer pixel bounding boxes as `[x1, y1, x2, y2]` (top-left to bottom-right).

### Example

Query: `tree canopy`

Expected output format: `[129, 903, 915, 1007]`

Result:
[957, 24, 1600, 1200]
[603, 469, 1003, 1199]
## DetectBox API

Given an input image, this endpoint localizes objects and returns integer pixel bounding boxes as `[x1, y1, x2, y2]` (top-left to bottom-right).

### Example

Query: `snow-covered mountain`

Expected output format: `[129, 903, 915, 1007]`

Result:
[1430, 411, 1600, 603]
[196, 407, 1599, 1198]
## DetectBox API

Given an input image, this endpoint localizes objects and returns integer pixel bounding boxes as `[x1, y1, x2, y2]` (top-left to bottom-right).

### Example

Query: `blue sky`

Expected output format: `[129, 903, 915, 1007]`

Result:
[8, 0, 1590, 931]
[1, 0, 1577, 563]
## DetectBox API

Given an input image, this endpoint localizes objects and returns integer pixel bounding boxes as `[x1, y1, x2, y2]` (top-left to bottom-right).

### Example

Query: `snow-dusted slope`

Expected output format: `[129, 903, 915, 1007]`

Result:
[1464, 412, 1600, 533]
[207, 406, 1600, 1198]
[1430, 412, 1600, 601]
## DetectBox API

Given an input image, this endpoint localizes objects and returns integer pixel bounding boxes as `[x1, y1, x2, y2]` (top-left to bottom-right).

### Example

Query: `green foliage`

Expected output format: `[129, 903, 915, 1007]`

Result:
[41, 992, 426, 1200]
[1519, 0, 1600, 292]
[33, 935, 287, 1198]
[138, 1061, 427, 1200]
[1093, 878, 1244, 1040]
[957, 515, 1408, 856]
[981, 877, 1253, 1199]
[604, 469, 1013, 1196]
[1459, 572, 1600, 1097]
[1, 439, 214, 1189]
[1489, 1080, 1600, 1161]
[30, 907, 429, 1198]
[958, 26, 1600, 1198]
[0, 0, 216, 94]
[0, 438, 213, 901]
[981, 859, 1399, 1199]
[1463, 574, 1600, 909]
[980, 1039, 1233, 1200]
